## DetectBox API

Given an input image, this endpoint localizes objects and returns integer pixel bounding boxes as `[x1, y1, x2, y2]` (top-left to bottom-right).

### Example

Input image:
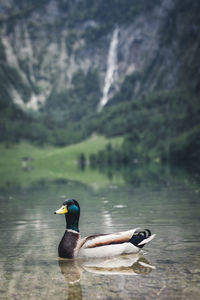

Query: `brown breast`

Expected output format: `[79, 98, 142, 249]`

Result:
[58, 230, 80, 258]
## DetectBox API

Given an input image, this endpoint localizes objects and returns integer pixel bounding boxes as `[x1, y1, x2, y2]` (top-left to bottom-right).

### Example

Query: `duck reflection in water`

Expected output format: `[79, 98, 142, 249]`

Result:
[58, 254, 155, 300]
[59, 259, 82, 300]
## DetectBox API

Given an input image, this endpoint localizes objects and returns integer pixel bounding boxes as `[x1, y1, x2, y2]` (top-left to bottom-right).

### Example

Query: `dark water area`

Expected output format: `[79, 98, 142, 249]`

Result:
[0, 166, 200, 299]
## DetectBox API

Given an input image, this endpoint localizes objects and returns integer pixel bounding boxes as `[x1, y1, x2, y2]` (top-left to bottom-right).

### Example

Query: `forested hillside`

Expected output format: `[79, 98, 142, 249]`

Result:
[0, 0, 199, 165]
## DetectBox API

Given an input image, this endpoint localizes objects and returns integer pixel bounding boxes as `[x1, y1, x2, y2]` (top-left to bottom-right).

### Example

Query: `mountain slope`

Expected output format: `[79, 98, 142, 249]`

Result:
[0, 0, 177, 111]
[0, 0, 199, 163]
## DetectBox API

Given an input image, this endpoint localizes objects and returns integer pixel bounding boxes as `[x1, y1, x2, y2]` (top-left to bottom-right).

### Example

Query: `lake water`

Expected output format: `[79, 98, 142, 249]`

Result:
[0, 166, 200, 299]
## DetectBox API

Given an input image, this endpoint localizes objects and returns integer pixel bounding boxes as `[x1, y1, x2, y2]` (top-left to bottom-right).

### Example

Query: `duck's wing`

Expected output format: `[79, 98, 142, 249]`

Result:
[80, 229, 140, 248]
[76, 229, 141, 258]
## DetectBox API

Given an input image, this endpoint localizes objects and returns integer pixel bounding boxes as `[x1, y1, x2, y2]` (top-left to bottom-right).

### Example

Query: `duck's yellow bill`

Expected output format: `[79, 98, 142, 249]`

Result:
[54, 205, 68, 214]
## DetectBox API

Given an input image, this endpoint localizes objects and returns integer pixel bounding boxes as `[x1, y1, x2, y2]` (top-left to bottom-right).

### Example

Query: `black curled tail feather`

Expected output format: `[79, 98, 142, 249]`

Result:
[144, 229, 151, 238]
[129, 229, 151, 249]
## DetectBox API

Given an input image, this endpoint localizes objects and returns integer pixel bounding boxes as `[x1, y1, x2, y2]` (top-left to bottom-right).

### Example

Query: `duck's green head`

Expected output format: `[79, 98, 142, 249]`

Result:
[54, 199, 80, 232]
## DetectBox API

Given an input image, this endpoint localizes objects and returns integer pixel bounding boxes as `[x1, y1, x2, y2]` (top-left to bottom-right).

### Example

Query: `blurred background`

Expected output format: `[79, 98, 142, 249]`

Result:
[0, 0, 199, 187]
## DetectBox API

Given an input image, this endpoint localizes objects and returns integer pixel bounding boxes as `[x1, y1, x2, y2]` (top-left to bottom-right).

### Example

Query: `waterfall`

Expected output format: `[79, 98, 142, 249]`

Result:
[98, 27, 119, 111]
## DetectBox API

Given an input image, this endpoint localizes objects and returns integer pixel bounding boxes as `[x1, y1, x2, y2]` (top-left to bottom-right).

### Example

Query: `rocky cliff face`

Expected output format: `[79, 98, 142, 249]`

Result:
[0, 0, 169, 110]
[0, 0, 199, 112]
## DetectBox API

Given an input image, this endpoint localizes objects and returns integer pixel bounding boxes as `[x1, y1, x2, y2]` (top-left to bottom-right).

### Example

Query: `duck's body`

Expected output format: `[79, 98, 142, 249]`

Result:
[55, 199, 155, 259]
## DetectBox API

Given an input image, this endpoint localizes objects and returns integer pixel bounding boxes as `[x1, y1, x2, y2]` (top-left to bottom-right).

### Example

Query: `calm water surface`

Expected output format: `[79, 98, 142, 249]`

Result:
[0, 168, 200, 299]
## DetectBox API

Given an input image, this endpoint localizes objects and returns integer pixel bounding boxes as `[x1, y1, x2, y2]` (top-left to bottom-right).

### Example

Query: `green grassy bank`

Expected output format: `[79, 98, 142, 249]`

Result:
[0, 135, 123, 187]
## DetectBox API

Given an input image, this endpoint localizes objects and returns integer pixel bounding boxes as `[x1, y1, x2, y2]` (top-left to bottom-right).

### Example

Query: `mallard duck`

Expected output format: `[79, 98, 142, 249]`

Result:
[54, 199, 155, 259]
